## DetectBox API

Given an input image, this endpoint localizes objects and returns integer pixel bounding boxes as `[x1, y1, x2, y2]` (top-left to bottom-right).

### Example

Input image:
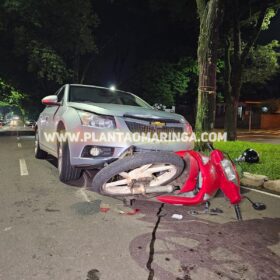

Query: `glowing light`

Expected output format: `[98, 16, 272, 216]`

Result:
[109, 85, 116, 91]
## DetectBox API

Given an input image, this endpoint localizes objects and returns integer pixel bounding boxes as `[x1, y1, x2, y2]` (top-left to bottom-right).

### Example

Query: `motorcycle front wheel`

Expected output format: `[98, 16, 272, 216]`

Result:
[90, 151, 185, 196]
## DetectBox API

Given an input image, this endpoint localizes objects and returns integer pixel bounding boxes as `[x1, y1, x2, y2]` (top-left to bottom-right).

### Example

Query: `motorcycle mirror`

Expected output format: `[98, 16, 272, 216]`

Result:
[252, 202, 266, 211]
[244, 196, 266, 211]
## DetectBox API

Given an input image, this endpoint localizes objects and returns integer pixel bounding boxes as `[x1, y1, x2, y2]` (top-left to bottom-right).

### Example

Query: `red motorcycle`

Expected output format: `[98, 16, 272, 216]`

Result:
[91, 144, 265, 220]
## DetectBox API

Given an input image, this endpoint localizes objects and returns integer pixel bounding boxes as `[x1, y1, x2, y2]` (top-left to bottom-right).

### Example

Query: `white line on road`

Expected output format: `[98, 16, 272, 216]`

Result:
[19, 159, 29, 176]
[241, 186, 280, 198]
[18, 143, 22, 148]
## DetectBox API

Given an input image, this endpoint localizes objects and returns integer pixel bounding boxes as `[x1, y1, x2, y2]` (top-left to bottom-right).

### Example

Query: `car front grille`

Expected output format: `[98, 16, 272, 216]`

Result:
[125, 120, 184, 140]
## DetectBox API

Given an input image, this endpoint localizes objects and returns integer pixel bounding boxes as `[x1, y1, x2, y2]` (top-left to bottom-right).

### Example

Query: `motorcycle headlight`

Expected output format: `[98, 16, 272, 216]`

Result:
[221, 159, 237, 182]
[78, 111, 115, 129]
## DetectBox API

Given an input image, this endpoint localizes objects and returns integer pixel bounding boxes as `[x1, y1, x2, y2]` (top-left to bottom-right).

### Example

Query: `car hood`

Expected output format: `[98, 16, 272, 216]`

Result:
[68, 102, 186, 123]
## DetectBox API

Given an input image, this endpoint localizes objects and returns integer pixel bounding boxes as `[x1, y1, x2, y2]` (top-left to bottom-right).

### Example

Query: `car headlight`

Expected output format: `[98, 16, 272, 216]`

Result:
[77, 111, 115, 128]
[221, 159, 237, 182]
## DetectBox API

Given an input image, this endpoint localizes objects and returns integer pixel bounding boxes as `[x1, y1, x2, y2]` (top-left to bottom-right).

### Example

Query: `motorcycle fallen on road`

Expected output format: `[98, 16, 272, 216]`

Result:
[90, 144, 265, 220]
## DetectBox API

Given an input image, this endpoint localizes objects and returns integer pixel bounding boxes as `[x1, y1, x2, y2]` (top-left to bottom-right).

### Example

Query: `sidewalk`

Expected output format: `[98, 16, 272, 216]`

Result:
[237, 129, 280, 144]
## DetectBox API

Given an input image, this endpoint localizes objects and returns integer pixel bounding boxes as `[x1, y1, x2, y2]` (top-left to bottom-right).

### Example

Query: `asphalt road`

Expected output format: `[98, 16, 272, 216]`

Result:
[0, 136, 279, 280]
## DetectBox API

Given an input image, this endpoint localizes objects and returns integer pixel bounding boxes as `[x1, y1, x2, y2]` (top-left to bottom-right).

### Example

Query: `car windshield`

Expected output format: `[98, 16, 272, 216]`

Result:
[69, 86, 152, 109]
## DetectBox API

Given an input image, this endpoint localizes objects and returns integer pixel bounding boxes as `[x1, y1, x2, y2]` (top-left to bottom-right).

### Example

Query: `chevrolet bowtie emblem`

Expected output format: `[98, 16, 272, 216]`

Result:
[151, 121, 165, 128]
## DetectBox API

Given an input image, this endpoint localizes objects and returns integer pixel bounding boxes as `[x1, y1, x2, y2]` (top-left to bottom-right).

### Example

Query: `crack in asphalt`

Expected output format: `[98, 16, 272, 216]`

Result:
[146, 203, 165, 280]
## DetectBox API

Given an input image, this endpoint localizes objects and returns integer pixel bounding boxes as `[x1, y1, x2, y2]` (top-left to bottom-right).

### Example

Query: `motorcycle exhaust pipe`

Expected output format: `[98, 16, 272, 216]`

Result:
[144, 185, 174, 194]
[130, 185, 174, 194]
[103, 185, 174, 196]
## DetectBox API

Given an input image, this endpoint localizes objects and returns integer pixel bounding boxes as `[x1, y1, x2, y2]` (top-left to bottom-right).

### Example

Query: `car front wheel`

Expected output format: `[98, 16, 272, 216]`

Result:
[57, 139, 82, 183]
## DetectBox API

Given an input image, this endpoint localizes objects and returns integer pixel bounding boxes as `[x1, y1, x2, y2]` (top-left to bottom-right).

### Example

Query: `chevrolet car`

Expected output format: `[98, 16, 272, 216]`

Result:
[35, 84, 193, 182]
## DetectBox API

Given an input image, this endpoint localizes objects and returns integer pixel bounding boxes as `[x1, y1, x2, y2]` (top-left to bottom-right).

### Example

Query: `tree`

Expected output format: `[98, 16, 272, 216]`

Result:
[195, 0, 223, 134]
[0, 78, 26, 118]
[0, 0, 99, 86]
[243, 40, 279, 85]
[127, 57, 197, 106]
[223, 0, 280, 140]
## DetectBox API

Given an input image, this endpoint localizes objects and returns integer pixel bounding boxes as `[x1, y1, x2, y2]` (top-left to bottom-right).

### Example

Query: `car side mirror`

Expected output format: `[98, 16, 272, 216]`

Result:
[42, 95, 60, 106]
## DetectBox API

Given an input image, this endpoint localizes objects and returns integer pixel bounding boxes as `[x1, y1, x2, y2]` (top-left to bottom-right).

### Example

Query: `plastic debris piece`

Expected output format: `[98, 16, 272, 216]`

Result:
[210, 208, 224, 214]
[188, 210, 199, 216]
[100, 207, 110, 213]
[120, 209, 140, 215]
[171, 214, 183, 220]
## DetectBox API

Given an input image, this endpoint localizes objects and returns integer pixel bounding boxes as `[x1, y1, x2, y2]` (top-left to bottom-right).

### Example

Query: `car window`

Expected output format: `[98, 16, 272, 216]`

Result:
[57, 87, 65, 103]
[69, 86, 152, 108]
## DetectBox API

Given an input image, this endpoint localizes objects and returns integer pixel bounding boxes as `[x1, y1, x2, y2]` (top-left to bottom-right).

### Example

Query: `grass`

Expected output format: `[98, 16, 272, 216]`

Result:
[214, 141, 280, 180]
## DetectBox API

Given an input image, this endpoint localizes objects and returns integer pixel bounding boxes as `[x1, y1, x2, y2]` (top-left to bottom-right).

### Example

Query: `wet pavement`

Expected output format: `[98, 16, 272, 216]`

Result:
[0, 135, 279, 280]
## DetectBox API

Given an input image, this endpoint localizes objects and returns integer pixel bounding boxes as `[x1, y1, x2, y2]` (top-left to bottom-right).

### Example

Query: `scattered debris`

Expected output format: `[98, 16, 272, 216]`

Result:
[125, 208, 140, 215]
[86, 269, 100, 280]
[99, 207, 110, 213]
[120, 208, 140, 215]
[45, 208, 60, 212]
[188, 210, 199, 216]
[188, 208, 223, 216]
[172, 214, 183, 220]
[3, 227, 12, 232]
[100, 203, 110, 213]
[210, 208, 224, 214]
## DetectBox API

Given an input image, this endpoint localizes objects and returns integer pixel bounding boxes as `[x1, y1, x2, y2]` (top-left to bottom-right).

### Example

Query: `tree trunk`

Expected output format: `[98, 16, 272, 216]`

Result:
[224, 0, 267, 140]
[195, 0, 223, 134]
[224, 34, 237, 141]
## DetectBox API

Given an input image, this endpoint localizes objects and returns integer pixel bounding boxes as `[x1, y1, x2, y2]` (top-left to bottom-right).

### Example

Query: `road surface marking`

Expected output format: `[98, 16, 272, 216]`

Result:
[241, 186, 280, 198]
[18, 143, 22, 148]
[19, 159, 29, 176]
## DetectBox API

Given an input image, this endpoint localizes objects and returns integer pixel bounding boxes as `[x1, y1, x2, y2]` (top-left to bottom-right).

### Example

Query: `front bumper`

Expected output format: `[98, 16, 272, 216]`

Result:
[69, 126, 194, 168]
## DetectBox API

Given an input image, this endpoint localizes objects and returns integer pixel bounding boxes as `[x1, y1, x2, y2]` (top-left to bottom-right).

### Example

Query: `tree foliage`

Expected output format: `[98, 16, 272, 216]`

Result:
[128, 57, 197, 106]
[243, 40, 279, 85]
[0, 78, 26, 109]
[0, 0, 99, 85]
[27, 41, 73, 84]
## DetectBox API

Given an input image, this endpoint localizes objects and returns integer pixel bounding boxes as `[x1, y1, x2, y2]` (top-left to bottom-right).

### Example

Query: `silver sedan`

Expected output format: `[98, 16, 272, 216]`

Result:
[35, 84, 194, 182]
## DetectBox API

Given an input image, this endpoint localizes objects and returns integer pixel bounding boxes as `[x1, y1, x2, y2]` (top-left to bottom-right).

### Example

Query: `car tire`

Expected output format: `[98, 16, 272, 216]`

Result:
[91, 151, 185, 194]
[35, 129, 48, 159]
[57, 139, 82, 183]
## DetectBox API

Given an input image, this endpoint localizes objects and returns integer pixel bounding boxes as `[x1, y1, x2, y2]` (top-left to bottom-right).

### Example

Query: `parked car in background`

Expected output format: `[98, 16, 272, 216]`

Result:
[35, 84, 194, 183]
[0, 119, 4, 127]
[25, 120, 36, 129]
[9, 116, 21, 127]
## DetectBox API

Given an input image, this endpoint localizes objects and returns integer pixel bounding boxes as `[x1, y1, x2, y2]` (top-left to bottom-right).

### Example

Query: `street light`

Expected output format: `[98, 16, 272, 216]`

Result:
[109, 85, 116, 91]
